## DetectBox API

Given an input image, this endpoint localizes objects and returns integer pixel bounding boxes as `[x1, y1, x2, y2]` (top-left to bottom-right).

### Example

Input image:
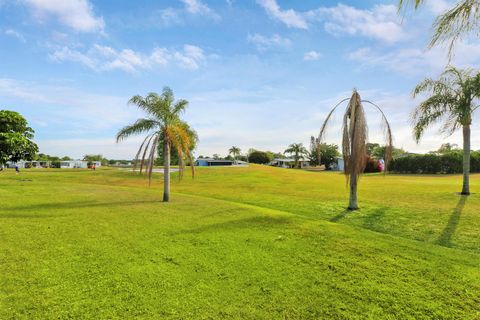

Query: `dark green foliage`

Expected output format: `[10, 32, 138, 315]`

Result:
[248, 151, 271, 164]
[0, 110, 38, 165]
[320, 144, 339, 168]
[368, 144, 406, 160]
[83, 154, 108, 166]
[390, 151, 480, 174]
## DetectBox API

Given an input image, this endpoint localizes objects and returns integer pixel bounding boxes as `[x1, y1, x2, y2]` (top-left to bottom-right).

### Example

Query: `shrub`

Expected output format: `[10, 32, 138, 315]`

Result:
[248, 151, 271, 164]
[364, 156, 381, 173]
[389, 151, 480, 174]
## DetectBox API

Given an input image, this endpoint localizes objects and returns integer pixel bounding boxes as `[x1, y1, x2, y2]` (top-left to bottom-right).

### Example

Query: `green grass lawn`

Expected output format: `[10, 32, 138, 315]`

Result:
[1, 166, 479, 319]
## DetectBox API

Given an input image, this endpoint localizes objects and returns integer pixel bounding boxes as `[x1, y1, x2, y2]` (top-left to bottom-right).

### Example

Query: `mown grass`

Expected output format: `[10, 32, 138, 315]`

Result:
[1, 166, 479, 319]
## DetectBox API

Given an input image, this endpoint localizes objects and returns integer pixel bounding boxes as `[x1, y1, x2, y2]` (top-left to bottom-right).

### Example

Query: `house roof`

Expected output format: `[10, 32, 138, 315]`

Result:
[196, 158, 233, 163]
[273, 158, 309, 162]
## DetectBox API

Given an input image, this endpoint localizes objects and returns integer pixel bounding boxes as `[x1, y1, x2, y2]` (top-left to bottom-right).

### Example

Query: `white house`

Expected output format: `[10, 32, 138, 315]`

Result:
[270, 158, 310, 168]
[330, 157, 345, 171]
[60, 160, 88, 169]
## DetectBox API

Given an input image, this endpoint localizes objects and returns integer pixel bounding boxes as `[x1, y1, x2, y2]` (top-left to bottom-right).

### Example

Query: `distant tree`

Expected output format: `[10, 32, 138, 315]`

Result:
[309, 137, 340, 167]
[83, 154, 108, 166]
[284, 143, 308, 168]
[229, 146, 241, 163]
[248, 151, 271, 164]
[366, 143, 380, 156]
[267, 151, 283, 160]
[116, 87, 197, 202]
[370, 144, 406, 159]
[61, 156, 72, 161]
[436, 143, 460, 154]
[212, 154, 221, 160]
[320, 144, 340, 169]
[412, 67, 480, 195]
[0, 110, 38, 166]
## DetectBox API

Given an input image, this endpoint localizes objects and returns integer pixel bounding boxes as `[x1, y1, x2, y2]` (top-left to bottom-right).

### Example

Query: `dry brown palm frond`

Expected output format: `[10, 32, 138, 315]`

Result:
[147, 135, 159, 186]
[362, 100, 394, 171]
[343, 90, 368, 184]
[132, 133, 154, 172]
[318, 97, 350, 142]
[140, 135, 156, 174]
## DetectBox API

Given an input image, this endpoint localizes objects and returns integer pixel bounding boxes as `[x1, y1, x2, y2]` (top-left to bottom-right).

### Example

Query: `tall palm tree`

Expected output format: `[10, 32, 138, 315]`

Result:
[116, 87, 197, 202]
[411, 67, 480, 195]
[398, 0, 480, 56]
[229, 146, 241, 164]
[319, 90, 393, 210]
[284, 143, 308, 168]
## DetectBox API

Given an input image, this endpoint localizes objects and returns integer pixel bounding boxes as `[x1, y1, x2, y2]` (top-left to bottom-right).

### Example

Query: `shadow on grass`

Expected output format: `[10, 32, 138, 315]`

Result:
[174, 215, 291, 235]
[1, 199, 163, 214]
[0, 213, 69, 219]
[362, 208, 386, 231]
[436, 195, 467, 247]
[330, 210, 350, 222]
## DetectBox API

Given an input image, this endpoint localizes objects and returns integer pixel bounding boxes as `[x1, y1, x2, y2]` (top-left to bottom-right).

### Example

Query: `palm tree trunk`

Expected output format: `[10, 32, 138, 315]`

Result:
[349, 175, 359, 210]
[461, 124, 471, 195]
[163, 141, 171, 202]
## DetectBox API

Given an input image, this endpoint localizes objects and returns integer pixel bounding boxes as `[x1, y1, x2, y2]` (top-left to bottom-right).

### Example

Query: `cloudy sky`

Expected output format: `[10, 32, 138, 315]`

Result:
[0, 0, 478, 159]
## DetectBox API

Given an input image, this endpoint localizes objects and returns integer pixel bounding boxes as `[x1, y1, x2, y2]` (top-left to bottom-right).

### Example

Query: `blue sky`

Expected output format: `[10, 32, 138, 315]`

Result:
[1, 0, 478, 159]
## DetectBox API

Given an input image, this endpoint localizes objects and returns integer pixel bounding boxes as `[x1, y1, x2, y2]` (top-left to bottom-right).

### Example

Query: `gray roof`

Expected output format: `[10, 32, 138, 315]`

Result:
[196, 158, 233, 162]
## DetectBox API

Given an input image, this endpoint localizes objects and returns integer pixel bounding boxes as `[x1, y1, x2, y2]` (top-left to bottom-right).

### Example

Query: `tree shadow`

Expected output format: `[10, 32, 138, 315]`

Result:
[436, 195, 467, 247]
[330, 210, 350, 222]
[1, 200, 163, 214]
[174, 215, 291, 235]
[362, 207, 386, 231]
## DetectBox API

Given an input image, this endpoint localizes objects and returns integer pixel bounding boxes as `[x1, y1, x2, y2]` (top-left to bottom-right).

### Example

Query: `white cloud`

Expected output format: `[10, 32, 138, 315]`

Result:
[23, 0, 104, 33]
[308, 4, 406, 44]
[4, 29, 26, 43]
[347, 41, 480, 76]
[303, 50, 321, 61]
[247, 33, 291, 51]
[256, 0, 308, 29]
[180, 0, 220, 20]
[425, 0, 451, 15]
[157, 8, 183, 26]
[50, 44, 206, 72]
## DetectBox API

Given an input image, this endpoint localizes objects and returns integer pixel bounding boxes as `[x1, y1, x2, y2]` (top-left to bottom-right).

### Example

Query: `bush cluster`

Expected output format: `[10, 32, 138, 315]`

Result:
[364, 156, 382, 173]
[389, 151, 480, 174]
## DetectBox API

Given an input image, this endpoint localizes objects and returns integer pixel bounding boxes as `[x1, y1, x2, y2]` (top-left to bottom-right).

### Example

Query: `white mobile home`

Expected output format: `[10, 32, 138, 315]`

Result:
[60, 160, 88, 169]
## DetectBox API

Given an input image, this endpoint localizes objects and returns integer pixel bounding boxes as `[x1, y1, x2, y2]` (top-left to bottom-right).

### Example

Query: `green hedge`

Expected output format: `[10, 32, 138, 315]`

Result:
[389, 151, 480, 174]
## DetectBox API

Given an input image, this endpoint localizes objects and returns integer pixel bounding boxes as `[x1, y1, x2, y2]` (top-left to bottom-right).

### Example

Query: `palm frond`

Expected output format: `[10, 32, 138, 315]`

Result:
[146, 135, 159, 186]
[116, 118, 159, 142]
[343, 90, 368, 184]
[132, 133, 154, 172]
[430, 0, 480, 57]
[362, 100, 394, 171]
[173, 99, 189, 116]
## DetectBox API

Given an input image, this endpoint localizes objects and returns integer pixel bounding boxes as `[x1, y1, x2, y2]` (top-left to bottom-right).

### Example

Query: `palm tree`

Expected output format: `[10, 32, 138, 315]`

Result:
[412, 67, 480, 195]
[284, 143, 308, 168]
[398, 0, 480, 56]
[229, 146, 241, 164]
[319, 90, 393, 210]
[116, 87, 197, 202]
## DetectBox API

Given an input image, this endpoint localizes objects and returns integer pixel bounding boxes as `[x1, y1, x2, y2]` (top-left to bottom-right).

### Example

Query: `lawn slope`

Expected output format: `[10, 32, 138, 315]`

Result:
[0, 168, 479, 319]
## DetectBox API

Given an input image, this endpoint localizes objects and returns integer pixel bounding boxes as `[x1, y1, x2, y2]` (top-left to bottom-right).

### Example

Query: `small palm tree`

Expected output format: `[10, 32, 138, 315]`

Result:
[412, 67, 480, 195]
[116, 87, 197, 202]
[398, 0, 480, 56]
[319, 90, 393, 210]
[229, 146, 241, 164]
[284, 143, 308, 168]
